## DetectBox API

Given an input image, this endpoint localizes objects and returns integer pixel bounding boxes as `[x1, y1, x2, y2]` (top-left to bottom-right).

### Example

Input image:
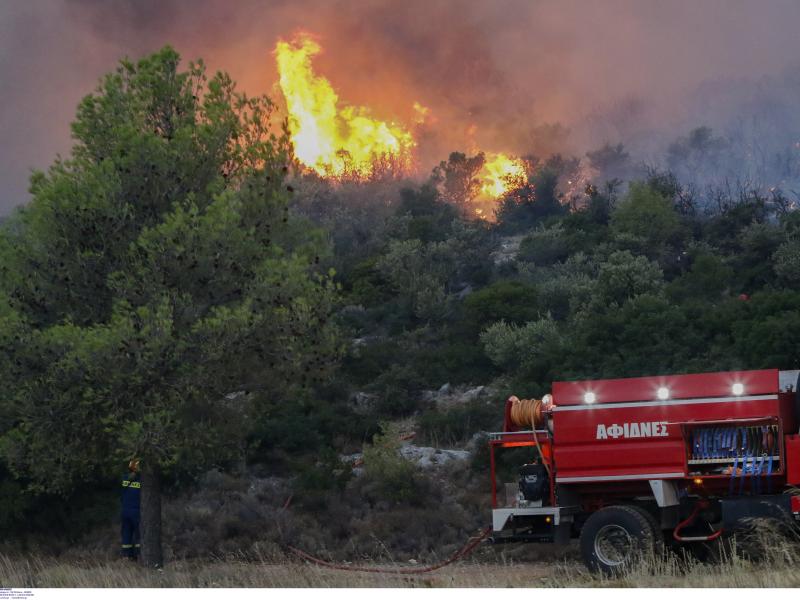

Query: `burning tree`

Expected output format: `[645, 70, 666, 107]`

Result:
[431, 151, 527, 218]
[0, 47, 340, 567]
[275, 32, 415, 180]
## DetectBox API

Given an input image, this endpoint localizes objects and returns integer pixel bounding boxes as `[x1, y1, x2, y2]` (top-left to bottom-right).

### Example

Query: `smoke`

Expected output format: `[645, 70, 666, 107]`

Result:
[3, 0, 800, 212]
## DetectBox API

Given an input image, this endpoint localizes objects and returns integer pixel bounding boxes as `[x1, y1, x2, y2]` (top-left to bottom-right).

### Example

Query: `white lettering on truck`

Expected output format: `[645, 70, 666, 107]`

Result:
[596, 421, 669, 440]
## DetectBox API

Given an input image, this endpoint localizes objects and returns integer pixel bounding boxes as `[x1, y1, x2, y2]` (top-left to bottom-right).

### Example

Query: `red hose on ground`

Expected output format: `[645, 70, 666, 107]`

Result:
[285, 526, 492, 575]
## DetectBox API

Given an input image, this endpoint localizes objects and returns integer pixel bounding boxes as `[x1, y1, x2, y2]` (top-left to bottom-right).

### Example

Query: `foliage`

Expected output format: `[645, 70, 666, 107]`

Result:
[594, 250, 664, 306]
[0, 47, 342, 498]
[610, 182, 684, 260]
[462, 280, 540, 333]
[430, 152, 486, 207]
[495, 167, 567, 233]
[396, 184, 460, 243]
[360, 423, 426, 505]
[518, 223, 571, 266]
[481, 316, 564, 384]
[417, 399, 500, 447]
[667, 251, 733, 301]
[773, 235, 800, 283]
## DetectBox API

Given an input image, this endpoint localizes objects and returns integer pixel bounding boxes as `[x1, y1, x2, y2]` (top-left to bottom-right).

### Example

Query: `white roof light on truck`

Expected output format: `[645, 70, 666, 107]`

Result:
[656, 386, 670, 400]
[732, 382, 744, 396]
[583, 391, 596, 404]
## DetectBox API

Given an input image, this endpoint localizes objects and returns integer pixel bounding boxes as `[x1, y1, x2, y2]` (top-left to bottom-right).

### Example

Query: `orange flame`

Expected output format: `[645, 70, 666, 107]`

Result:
[275, 33, 415, 179]
[479, 153, 527, 199]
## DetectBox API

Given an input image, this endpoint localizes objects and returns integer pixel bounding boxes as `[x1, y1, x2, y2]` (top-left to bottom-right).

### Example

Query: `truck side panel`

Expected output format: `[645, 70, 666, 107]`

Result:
[552, 393, 783, 483]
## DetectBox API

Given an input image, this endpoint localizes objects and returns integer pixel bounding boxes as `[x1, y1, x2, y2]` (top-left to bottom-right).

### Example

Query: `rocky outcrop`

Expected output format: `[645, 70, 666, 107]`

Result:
[421, 383, 494, 410]
[490, 235, 525, 265]
[349, 391, 380, 414]
[398, 444, 471, 468]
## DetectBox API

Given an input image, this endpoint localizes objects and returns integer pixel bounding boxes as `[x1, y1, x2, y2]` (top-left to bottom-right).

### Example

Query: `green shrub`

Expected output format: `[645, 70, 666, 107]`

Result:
[343, 257, 393, 307]
[291, 448, 353, 511]
[463, 280, 540, 333]
[402, 334, 497, 387]
[518, 223, 571, 266]
[610, 182, 684, 259]
[373, 384, 421, 418]
[361, 424, 426, 505]
[417, 399, 501, 447]
[341, 338, 404, 386]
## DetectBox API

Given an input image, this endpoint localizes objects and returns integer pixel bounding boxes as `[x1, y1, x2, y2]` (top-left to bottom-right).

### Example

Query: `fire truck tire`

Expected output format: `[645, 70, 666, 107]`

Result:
[624, 505, 664, 553]
[579, 505, 660, 575]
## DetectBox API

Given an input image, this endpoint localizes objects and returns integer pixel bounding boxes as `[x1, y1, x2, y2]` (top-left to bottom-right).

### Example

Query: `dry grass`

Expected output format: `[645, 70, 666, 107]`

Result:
[2, 535, 800, 588]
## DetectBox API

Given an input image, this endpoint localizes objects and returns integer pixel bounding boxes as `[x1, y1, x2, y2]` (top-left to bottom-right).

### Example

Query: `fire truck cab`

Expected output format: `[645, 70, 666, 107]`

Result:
[489, 369, 800, 574]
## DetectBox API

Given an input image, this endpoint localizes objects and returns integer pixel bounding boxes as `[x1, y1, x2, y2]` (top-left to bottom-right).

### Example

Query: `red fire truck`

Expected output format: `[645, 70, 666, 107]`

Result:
[489, 368, 800, 573]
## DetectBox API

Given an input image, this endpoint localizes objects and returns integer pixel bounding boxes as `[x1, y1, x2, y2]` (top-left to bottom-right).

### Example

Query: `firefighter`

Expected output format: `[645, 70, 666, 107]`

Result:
[120, 459, 141, 561]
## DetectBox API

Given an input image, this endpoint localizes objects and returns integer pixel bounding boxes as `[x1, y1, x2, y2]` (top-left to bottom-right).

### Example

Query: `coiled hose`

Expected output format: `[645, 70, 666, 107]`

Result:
[507, 396, 550, 477]
[508, 396, 545, 429]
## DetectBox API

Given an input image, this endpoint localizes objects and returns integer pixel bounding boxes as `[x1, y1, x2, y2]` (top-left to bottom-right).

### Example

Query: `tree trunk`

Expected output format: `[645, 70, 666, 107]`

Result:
[140, 464, 163, 568]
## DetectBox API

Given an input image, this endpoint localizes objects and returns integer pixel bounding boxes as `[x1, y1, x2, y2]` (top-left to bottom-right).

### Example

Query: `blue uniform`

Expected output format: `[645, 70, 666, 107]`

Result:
[120, 473, 141, 558]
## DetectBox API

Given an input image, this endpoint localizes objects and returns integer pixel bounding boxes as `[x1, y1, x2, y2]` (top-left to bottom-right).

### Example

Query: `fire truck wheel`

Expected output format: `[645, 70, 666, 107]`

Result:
[624, 505, 664, 553]
[580, 505, 659, 575]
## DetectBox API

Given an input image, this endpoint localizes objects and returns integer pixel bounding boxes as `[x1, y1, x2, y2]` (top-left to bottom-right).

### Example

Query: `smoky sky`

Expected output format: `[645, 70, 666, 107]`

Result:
[3, 0, 800, 213]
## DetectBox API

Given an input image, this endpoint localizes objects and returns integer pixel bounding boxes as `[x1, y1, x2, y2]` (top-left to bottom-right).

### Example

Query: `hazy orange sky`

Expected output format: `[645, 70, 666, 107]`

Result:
[3, 0, 800, 213]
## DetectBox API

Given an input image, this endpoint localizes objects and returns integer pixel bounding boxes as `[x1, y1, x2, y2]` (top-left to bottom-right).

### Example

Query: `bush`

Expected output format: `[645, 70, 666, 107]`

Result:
[666, 252, 732, 301]
[495, 168, 567, 233]
[595, 250, 664, 306]
[774, 235, 800, 283]
[463, 280, 540, 333]
[481, 316, 563, 372]
[341, 338, 404, 386]
[396, 185, 459, 243]
[407, 338, 497, 386]
[518, 223, 571, 266]
[417, 399, 501, 447]
[291, 448, 352, 511]
[250, 390, 368, 458]
[610, 181, 684, 260]
[360, 424, 427, 506]
[373, 383, 422, 418]
[342, 257, 393, 307]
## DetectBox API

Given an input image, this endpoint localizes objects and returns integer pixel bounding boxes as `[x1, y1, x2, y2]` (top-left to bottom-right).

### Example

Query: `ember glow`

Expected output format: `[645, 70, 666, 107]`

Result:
[275, 33, 415, 179]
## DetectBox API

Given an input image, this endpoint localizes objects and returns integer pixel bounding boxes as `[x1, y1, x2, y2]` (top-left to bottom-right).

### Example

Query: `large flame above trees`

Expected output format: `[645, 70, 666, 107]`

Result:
[275, 33, 415, 179]
[274, 32, 528, 214]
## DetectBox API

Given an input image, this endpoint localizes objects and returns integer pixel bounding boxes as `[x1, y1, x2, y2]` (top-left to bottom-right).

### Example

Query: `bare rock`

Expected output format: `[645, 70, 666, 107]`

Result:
[423, 384, 494, 410]
[398, 444, 471, 469]
[350, 391, 379, 414]
[491, 235, 525, 265]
